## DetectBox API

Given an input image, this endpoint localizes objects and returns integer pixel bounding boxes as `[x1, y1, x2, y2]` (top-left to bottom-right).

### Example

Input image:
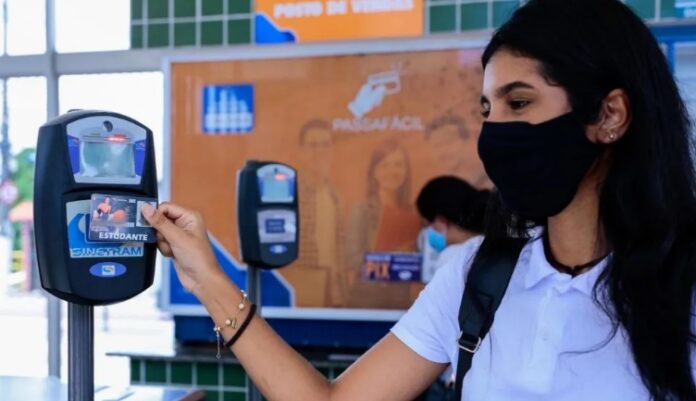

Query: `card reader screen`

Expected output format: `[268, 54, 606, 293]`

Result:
[258, 210, 296, 243]
[256, 164, 296, 204]
[259, 173, 293, 203]
[79, 138, 136, 179]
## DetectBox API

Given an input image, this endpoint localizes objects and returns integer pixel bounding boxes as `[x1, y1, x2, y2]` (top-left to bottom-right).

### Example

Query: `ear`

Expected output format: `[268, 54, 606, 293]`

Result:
[432, 216, 448, 231]
[587, 89, 632, 145]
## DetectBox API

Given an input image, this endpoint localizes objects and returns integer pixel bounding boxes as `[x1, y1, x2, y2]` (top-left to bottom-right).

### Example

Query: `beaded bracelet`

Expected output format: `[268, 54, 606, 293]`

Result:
[213, 290, 250, 359]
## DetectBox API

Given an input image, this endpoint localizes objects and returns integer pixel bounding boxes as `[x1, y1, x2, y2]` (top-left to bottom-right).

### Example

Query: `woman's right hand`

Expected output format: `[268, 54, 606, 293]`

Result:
[141, 202, 222, 293]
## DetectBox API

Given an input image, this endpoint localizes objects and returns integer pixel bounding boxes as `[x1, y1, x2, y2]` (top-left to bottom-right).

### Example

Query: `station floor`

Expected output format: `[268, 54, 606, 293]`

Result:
[0, 287, 174, 386]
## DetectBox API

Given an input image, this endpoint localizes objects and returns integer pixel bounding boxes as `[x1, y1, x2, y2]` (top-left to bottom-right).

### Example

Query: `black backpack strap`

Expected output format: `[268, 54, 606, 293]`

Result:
[454, 237, 527, 399]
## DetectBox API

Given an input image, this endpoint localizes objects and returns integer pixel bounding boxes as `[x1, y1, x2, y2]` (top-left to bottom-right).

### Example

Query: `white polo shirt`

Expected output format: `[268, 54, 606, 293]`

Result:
[392, 230, 696, 400]
[434, 237, 483, 273]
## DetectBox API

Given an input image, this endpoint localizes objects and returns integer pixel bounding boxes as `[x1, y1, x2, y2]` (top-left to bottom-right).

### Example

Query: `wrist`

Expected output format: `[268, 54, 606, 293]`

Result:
[191, 268, 233, 302]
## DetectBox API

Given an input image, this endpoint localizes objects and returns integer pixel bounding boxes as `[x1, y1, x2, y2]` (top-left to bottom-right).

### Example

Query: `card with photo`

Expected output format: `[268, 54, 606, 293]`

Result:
[88, 193, 158, 243]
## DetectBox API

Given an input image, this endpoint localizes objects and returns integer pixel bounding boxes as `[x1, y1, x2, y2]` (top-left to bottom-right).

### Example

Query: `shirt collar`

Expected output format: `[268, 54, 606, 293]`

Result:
[522, 228, 609, 296]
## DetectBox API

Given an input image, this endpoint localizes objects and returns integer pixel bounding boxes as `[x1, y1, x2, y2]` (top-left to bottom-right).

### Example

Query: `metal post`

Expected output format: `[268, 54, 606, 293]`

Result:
[45, 0, 62, 378]
[0, 0, 11, 299]
[246, 266, 263, 401]
[246, 266, 261, 305]
[0, 2, 10, 238]
[101, 306, 109, 332]
[68, 303, 94, 401]
[47, 296, 62, 377]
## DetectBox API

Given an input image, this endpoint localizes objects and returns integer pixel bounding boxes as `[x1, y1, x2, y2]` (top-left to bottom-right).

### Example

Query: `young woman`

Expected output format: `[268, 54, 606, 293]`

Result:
[344, 139, 415, 309]
[142, 0, 696, 399]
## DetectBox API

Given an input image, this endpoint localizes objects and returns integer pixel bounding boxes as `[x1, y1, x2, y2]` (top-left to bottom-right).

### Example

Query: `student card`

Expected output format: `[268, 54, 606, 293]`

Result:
[88, 193, 158, 243]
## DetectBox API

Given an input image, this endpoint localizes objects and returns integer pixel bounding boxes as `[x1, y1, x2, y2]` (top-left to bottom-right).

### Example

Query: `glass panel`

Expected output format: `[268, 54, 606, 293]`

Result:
[79, 140, 136, 179]
[7, 77, 47, 154]
[6, 0, 46, 55]
[56, 0, 130, 53]
[0, 5, 6, 55]
[59, 72, 164, 180]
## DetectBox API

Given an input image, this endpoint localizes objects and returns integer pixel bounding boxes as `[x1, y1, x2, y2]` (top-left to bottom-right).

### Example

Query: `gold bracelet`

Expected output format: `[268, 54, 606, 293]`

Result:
[213, 290, 249, 359]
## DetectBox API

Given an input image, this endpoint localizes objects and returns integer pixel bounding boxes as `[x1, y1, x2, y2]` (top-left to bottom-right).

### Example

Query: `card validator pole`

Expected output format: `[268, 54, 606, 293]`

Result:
[34, 110, 158, 401]
[237, 161, 299, 401]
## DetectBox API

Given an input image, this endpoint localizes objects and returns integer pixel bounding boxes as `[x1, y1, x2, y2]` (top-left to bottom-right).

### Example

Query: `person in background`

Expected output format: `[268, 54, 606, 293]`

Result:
[416, 176, 490, 283]
[415, 176, 490, 401]
[296, 119, 346, 307]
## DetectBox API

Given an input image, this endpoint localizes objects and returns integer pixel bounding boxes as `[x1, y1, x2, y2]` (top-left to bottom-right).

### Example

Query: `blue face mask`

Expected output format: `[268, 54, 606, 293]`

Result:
[426, 227, 447, 252]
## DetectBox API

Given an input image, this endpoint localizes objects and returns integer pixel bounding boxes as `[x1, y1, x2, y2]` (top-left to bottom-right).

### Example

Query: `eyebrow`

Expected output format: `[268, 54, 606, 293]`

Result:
[480, 81, 536, 104]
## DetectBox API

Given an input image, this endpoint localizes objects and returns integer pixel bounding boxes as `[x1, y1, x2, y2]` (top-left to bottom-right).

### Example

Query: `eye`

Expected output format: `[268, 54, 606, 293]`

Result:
[509, 99, 531, 110]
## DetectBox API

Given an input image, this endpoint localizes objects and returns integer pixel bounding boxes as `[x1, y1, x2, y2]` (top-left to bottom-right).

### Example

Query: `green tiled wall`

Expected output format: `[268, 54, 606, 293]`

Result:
[628, 0, 657, 18]
[130, 357, 349, 401]
[492, 1, 519, 28]
[174, 0, 196, 18]
[131, 0, 254, 48]
[429, 4, 457, 33]
[228, 0, 251, 15]
[426, 1, 522, 33]
[460, 3, 488, 31]
[131, 0, 696, 49]
[422, 0, 693, 34]
[171, 362, 194, 385]
[662, 0, 677, 18]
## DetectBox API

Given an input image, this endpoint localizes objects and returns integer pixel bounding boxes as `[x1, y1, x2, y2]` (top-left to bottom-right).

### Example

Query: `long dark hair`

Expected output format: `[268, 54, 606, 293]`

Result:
[481, 0, 696, 399]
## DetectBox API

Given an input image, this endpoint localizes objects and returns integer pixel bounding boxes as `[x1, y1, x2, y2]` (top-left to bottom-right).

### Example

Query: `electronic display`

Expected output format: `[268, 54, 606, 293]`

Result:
[257, 164, 295, 204]
[79, 137, 136, 179]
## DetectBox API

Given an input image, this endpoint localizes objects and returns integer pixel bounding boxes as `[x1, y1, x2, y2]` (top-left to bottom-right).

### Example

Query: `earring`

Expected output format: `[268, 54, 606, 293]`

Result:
[608, 132, 617, 141]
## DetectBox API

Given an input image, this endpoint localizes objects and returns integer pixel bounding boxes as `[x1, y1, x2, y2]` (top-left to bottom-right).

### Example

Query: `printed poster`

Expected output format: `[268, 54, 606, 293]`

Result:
[169, 48, 489, 312]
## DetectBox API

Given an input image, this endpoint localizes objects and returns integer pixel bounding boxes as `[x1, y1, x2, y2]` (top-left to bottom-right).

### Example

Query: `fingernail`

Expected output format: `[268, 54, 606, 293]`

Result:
[141, 204, 156, 218]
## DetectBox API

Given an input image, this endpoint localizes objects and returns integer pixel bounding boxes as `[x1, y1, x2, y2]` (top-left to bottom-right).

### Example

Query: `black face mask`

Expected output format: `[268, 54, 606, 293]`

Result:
[478, 112, 601, 219]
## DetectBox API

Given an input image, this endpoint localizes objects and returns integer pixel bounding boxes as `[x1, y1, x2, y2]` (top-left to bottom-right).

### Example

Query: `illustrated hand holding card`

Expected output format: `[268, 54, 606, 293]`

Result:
[88, 193, 158, 243]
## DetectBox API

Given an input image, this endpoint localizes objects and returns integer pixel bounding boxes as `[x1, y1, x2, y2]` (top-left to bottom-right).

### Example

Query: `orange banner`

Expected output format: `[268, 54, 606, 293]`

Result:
[255, 0, 423, 43]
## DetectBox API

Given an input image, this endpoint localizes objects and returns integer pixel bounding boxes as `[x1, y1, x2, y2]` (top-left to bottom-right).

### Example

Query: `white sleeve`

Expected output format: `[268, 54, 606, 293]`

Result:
[391, 237, 483, 364]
